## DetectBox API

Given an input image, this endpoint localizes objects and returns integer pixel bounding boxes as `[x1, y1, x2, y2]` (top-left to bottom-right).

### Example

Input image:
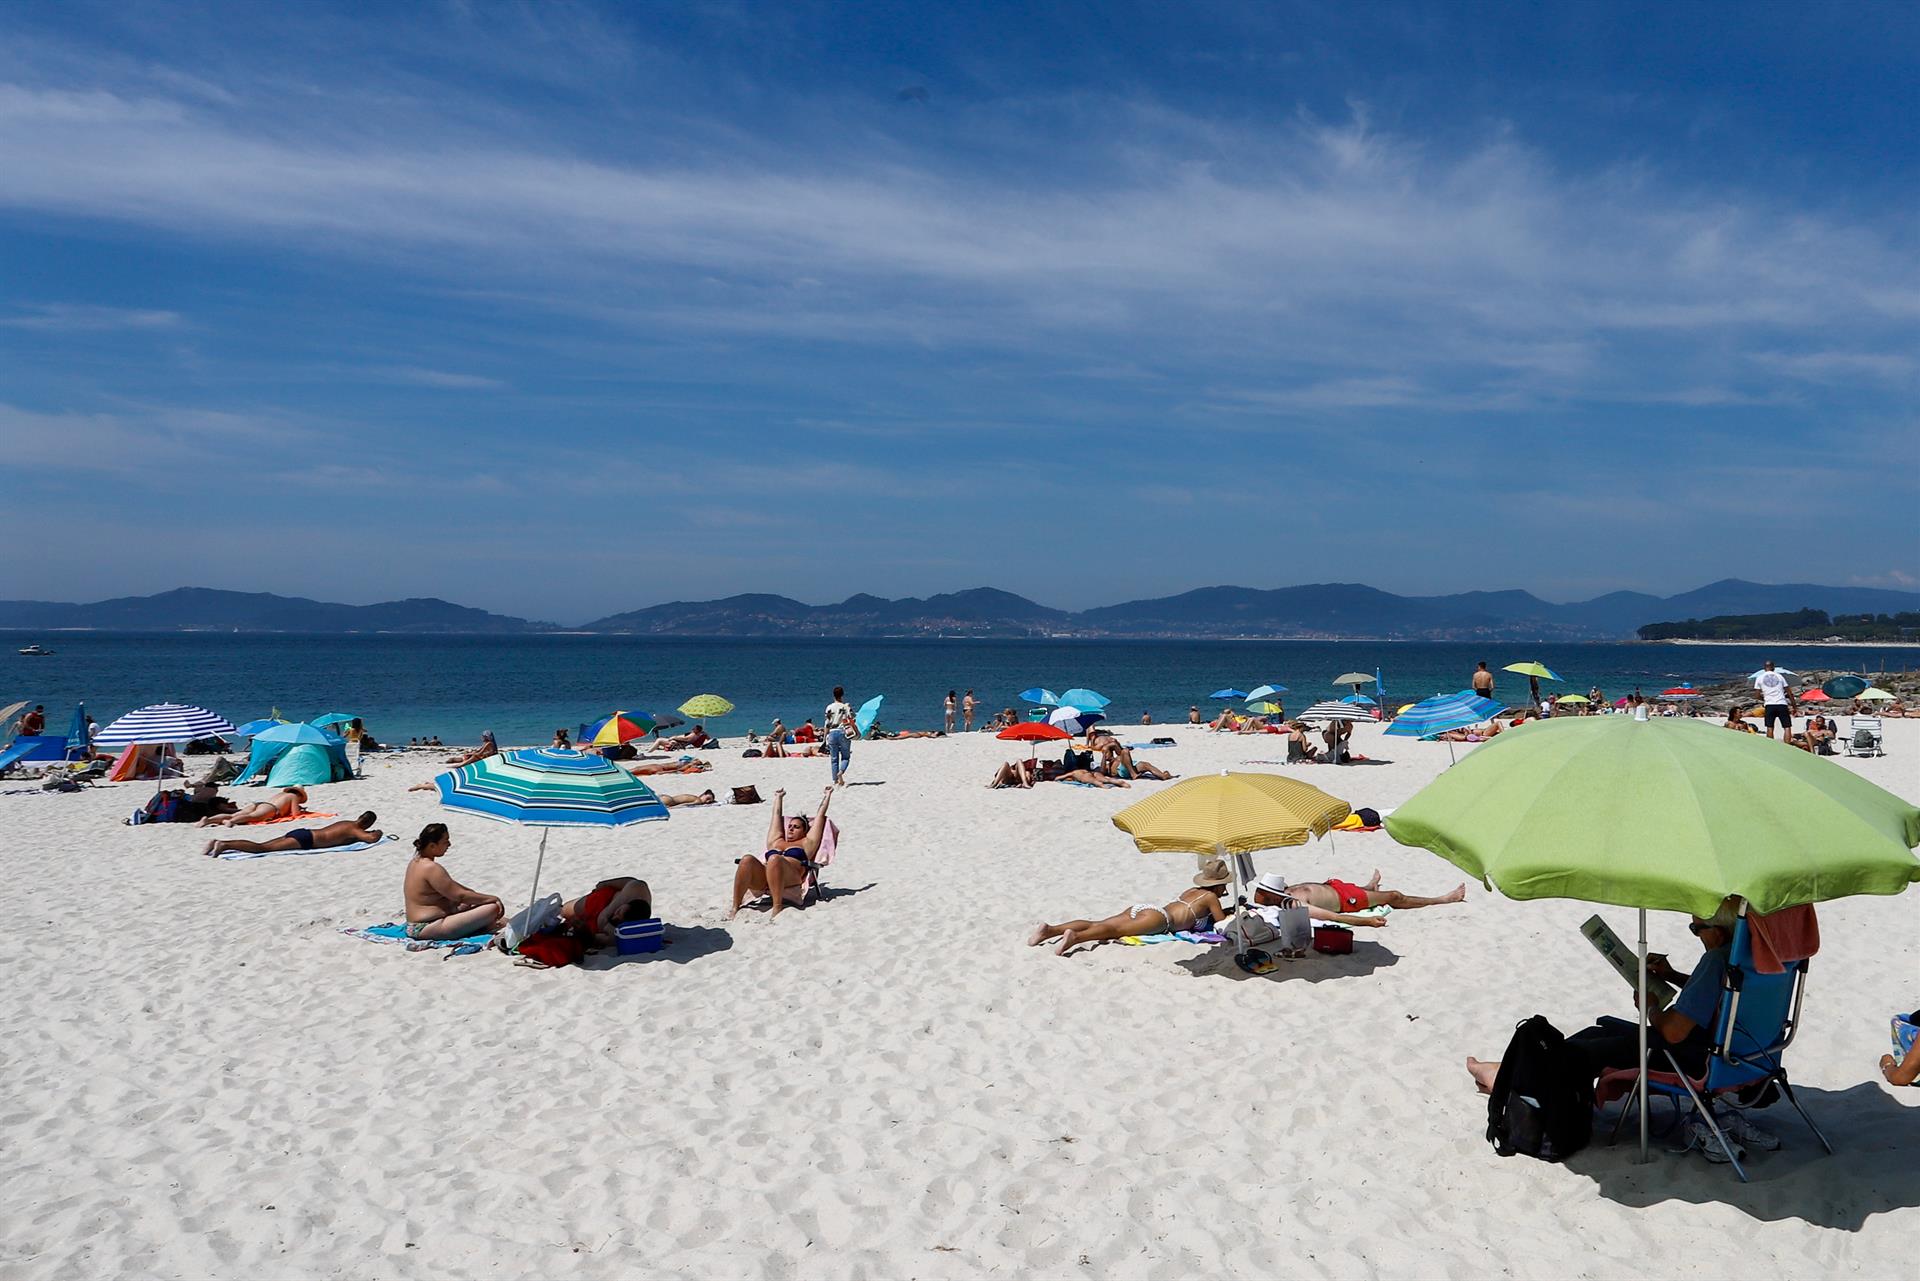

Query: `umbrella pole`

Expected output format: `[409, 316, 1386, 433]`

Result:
[1636, 907, 1650, 1164]
[519, 827, 552, 952]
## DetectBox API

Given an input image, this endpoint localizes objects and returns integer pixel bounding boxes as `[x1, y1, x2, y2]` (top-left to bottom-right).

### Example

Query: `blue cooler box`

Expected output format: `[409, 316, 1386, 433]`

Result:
[616, 918, 664, 955]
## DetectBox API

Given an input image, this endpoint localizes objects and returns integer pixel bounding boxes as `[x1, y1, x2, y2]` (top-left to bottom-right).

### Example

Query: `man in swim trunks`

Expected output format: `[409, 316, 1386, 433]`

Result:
[560, 877, 654, 946]
[403, 822, 504, 940]
[1252, 869, 1466, 925]
[202, 811, 381, 858]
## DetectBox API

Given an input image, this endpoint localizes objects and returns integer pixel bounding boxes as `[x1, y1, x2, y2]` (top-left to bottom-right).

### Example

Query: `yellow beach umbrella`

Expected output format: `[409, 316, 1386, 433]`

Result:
[1112, 772, 1350, 855]
[1857, 687, 1897, 702]
[677, 694, 734, 719]
[1247, 701, 1285, 715]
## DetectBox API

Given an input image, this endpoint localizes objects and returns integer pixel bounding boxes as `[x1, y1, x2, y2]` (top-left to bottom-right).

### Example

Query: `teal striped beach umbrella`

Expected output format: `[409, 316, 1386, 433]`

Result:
[436, 748, 668, 947]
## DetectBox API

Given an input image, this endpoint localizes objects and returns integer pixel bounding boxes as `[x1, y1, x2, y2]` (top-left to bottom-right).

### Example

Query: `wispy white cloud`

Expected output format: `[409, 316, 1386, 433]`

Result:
[0, 303, 183, 331]
[378, 366, 508, 390]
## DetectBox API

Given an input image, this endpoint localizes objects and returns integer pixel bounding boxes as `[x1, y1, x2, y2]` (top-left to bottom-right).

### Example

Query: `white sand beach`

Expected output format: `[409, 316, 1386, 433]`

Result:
[2, 721, 1916, 1278]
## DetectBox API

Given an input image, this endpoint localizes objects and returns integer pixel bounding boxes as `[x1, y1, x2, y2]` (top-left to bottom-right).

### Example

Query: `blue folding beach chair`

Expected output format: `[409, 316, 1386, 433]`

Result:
[1603, 909, 1831, 1182]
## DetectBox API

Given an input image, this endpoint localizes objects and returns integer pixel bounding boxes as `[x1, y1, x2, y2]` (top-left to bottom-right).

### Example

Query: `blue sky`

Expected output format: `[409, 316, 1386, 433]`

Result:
[1, 1, 1915, 623]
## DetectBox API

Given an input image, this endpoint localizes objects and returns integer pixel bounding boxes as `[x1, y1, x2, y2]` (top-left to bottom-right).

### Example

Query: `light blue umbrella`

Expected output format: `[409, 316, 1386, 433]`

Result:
[1384, 690, 1506, 763]
[234, 717, 287, 738]
[1019, 687, 1061, 706]
[64, 702, 89, 760]
[856, 694, 885, 737]
[311, 712, 357, 729]
[437, 748, 669, 949]
[1246, 684, 1288, 701]
[253, 722, 344, 746]
[1058, 688, 1111, 712]
[1210, 688, 1248, 701]
[1341, 694, 1377, 706]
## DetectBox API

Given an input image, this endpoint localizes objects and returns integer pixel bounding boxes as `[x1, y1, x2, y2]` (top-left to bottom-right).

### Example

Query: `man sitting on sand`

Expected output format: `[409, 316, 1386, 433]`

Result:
[403, 823, 505, 940]
[1028, 859, 1233, 956]
[197, 785, 308, 827]
[659, 789, 716, 807]
[1252, 870, 1465, 926]
[445, 732, 498, 766]
[560, 876, 654, 945]
[202, 811, 382, 858]
[989, 759, 1036, 788]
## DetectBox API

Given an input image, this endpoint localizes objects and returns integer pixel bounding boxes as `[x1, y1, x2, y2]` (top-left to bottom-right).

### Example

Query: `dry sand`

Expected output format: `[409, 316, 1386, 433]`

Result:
[2, 719, 1916, 1278]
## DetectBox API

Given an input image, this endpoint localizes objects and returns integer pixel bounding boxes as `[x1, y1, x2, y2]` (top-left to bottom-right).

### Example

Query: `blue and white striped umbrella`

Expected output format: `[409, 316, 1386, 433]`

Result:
[1384, 691, 1506, 740]
[94, 703, 237, 747]
[436, 748, 669, 828]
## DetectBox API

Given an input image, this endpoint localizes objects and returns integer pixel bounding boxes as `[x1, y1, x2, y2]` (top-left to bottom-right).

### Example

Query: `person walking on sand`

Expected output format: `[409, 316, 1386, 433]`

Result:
[963, 690, 977, 732]
[945, 690, 957, 734]
[824, 686, 854, 786]
[1472, 663, 1494, 701]
[1753, 660, 1794, 742]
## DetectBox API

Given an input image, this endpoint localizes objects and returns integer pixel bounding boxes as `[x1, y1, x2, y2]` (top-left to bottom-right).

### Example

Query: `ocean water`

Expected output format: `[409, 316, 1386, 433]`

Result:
[5, 634, 1911, 746]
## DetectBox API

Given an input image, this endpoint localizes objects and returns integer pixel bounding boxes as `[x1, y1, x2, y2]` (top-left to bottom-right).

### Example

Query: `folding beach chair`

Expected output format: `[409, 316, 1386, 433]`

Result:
[1844, 716, 1885, 757]
[1597, 908, 1830, 1182]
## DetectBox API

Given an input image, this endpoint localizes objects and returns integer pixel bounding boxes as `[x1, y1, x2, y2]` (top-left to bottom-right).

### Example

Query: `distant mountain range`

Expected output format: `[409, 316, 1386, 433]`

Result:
[3, 579, 1917, 640]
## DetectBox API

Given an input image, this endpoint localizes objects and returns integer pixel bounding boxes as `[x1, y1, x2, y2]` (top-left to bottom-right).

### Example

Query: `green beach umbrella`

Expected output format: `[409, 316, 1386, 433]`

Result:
[677, 694, 734, 719]
[1386, 715, 1920, 1162]
[1857, 687, 1897, 702]
[1501, 661, 1561, 681]
[1332, 672, 1374, 687]
[1553, 693, 1590, 705]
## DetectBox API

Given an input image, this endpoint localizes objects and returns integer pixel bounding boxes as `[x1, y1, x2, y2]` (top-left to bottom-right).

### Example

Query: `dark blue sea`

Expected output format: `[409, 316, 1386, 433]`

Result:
[5, 634, 1911, 746]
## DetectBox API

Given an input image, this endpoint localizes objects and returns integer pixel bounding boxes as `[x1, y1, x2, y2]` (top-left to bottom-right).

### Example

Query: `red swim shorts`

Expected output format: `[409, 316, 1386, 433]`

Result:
[1323, 878, 1368, 913]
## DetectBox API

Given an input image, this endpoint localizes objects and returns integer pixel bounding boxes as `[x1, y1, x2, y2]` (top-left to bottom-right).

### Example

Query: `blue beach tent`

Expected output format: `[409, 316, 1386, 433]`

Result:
[236, 723, 352, 785]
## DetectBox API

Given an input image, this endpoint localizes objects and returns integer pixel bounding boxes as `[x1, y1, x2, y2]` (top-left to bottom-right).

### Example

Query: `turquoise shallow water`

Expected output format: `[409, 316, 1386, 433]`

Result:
[3, 634, 1909, 746]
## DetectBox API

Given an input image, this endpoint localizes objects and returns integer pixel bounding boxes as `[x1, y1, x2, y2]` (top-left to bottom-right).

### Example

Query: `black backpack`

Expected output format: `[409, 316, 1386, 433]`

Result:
[1486, 1016, 1594, 1161]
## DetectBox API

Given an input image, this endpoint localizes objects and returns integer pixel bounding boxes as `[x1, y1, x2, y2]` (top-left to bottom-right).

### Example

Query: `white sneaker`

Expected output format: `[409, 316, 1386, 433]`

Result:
[1714, 1107, 1781, 1152]
[1683, 1117, 1746, 1165]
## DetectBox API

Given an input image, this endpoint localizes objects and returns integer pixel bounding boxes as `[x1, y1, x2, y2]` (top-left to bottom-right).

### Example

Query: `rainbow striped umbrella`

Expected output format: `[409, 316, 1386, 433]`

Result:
[583, 710, 657, 746]
[436, 748, 668, 949]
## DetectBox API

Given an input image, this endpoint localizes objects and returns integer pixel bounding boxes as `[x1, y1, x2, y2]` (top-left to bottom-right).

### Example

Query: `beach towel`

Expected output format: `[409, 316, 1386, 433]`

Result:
[1747, 904, 1819, 975]
[217, 833, 399, 861]
[233, 809, 337, 827]
[1120, 929, 1229, 946]
[339, 922, 492, 956]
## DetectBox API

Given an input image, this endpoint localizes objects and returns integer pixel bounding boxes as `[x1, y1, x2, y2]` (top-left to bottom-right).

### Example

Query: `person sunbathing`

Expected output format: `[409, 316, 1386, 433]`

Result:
[765, 738, 823, 758]
[445, 732, 498, 766]
[629, 758, 712, 775]
[402, 822, 504, 940]
[868, 726, 944, 740]
[201, 811, 381, 858]
[1884, 1013, 1920, 1087]
[1090, 737, 1174, 780]
[1027, 860, 1233, 956]
[728, 787, 833, 921]
[1251, 870, 1465, 925]
[1435, 722, 1501, 743]
[197, 785, 309, 827]
[989, 759, 1035, 788]
[1032, 760, 1128, 787]
[659, 789, 717, 807]
[1722, 710, 1757, 734]
[656, 726, 714, 751]
[560, 876, 653, 945]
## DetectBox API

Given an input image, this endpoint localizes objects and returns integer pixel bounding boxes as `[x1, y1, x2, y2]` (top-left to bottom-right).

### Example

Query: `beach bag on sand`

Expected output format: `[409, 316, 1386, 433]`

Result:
[504, 893, 563, 951]
[731, 785, 763, 805]
[1486, 1016, 1592, 1162]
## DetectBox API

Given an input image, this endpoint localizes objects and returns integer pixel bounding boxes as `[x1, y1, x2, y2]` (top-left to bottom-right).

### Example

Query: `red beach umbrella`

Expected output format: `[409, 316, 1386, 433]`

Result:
[997, 721, 1070, 764]
[1799, 689, 1831, 702]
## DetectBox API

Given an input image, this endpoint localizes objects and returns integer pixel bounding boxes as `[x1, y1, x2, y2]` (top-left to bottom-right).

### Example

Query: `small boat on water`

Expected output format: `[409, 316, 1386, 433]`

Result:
[17, 644, 53, 656]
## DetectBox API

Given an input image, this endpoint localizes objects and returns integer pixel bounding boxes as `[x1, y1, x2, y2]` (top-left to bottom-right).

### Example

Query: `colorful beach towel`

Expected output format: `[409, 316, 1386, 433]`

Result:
[340, 922, 493, 955]
[217, 833, 399, 861]
[1120, 930, 1229, 946]
[233, 808, 338, 827]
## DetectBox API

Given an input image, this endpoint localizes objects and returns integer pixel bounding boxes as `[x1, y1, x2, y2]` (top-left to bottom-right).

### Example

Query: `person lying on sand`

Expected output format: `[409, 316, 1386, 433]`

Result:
[560, 876, 653, 945]
[655, 726, 714, 751]
[728, 787, 833, 921]
[629, 758, 712, 775]
[1031, 759, 1129, 787]
[764, 738, 823, 758]
[1436, 722, 1501, 743]
[197, 785, 308, 827]
[1252, 870, 1465, 926]
[1087, 733, 1175, 781]
[867, 726, 945, 740]
[1028, 859, 1233, 956]
[445, 732, 498, 766]
[402, 823, 505, 940]
[989, 759, 1035, 788]
[659, 789, 717, 807]
[202, 812, 381, 858]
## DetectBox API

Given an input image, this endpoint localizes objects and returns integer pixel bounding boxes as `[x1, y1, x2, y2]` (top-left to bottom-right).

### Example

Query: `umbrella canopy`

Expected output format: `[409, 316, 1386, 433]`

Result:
[1297, 701, 1372, 723]
[583, 711, 656, 746]
[1823, 675, 1869, 699]
[252, 722, 343, 746]
[1658, 688, 1702, 700]
[1749, 668, 1799, 681]
[0, 700, 28, 728]
[1112, 772, 1350, 855]
[1209, 688, 1248, 701]
[1057, 687, 1111, 711]
[1385, 716, 1920, 918]
[233, 717, 289, 738]
[1384, 691, 1505, 739]
[1554, 693, 1591, 705]
[856, 694, 885, 736]
[997, 723, 1069, 743]
[1246, 684, 1288, 701]
[1858, 687, 1897, 702]
[1332, 673, 1374, 687]
[1502, 662, 1562, 681]
[1048, 706, 1105, 735]
[1798, 689, 1831, 702]
[1019, 687, 1061, 706]
[1340, 694, 1377, 706]
[436, 748, 670, 828]
[635, 710, 684, 733]
[94, 703, 237, 748]
[310, 712, 357, 728]
[1247, 701, 1285, 715]
[678, 694, 734, 719]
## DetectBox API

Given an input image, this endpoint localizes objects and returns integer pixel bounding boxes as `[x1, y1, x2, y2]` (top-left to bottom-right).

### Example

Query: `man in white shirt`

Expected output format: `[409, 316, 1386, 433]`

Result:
[1752, 661, 1793, 741]
[824, 686, 854, 785]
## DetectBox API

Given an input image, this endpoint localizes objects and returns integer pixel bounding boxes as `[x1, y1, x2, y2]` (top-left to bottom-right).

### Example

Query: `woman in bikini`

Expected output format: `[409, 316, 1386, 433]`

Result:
[727, 787, 833, 921]
[401, 823, 505, 940]
[1027, 860, 1233, 957]
[196, 785, 308, 827]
